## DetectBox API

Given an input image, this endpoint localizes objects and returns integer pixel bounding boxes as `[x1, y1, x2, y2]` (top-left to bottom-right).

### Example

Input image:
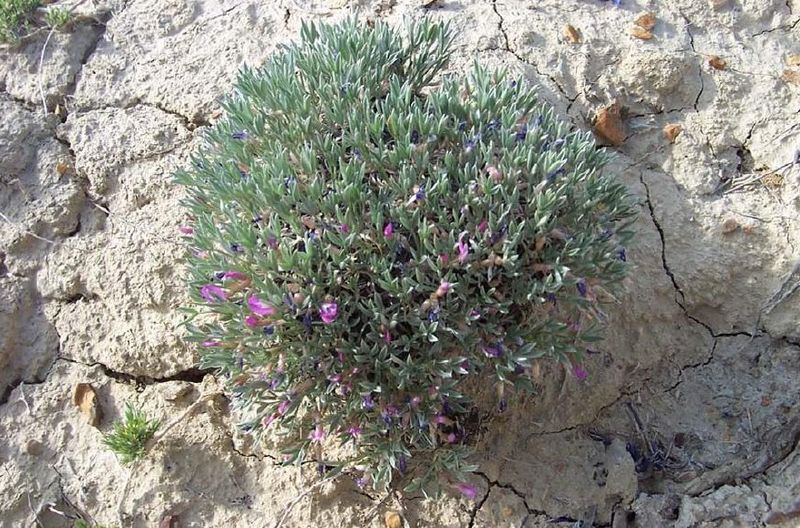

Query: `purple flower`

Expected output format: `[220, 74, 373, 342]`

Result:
[231, 131, 249, 140]
[248, 295, 275, 316]
[362, 395, 375, 410]
[617, 248, 627, 262]
[200, 284, 227, 303]
[303, 313, 313, 332]
[428, 309, 439, 323]
[573, 365, 588, 381]
[340, 223, 350, 234]
[244, 314, 261, 328]
[383, 329, 392, 344]
[514, 124, 528, 142]
[453, 482, 477, 500]
[398, 456, 407, 474]
[546, 292, 557, 305]
[201, 340, 222, 347]
[383, 222, 394, 239]
[223, 271, 248, 281]
[576, 279, 587, 298]
[309, 424, 326, 443]
[263, 325, 274, 336]
[320, 302, 338, 324]
[477, 220, 489, 233]
[229, 242, 243, 253]
[499, 399, 508, 413]
[432, 414, 448, 425]
[482, 343, 503, 358]
[178, 226, 193, 235]
[263, 413, 278, 427]
[439, 253, 449, 264]
[278, 400, 291, 415]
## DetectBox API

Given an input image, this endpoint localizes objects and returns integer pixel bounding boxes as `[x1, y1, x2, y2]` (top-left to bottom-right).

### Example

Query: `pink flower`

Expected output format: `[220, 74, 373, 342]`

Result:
[439, 253, 449, 264]
[383, 329, 392, 343]
[435, 280, 451, 297]
[263, 413, 278, 427]
[477, 220, 488, 233]
[432, 414, 448, 425]
[200, 284, 227, 303]
[446, 432, 457, 443]
[486, 165, 502, 183]
[247, 295, 275, 317]
[278, 400, 291, 415]
[573, 365, 588, 381]
[457, 233, 469, 263]
[178, 226, 193, 235]
[452, 482, 477, 500]
[202, 340, 222, 347]
[244, 314, 261, 327]
[340, 223, 350, 234]
[223, 271, 248, 281]
[383, 222, 394, 239]
[309, 424, 326, 443]
[320, 302, 338, 324]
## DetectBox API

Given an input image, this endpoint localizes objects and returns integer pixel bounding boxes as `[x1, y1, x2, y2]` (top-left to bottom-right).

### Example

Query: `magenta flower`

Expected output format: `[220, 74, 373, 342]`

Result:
[347, 425, 362, 438]
[452, 482, 477, 500]
[200, 284, 227, 303]
[435, 280, 451, 297]
[244, 314, 260, 328]
[320, 302, 338, 324]
[383, 222, 394, 239]
[278, 400, 291, 415]
[178, 226, 193, 235]
[223, 271, 248, 281]
[309, 424, 326, 443]
[383, 329, 392, 343]
[201, 340, 222, 347]
[477, 220, 488, 233]
[432, 414, 448, 425]
[340, 223, 350, 234]
[439, 253, 449, 264]
[247, 295, 275, 317]
[263, 413, 278, 427]
[573, 365, 588, 381]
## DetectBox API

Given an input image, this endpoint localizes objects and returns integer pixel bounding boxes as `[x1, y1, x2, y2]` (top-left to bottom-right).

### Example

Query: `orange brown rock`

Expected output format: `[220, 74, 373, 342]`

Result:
[634, 13, 656, 30]
[782, 69, 800, 86]
[593, 101, 626, 146]
[708, 56, 727, 70]
[663, 123, 682, 143]
[563, 24, 581, 44]
[73, 383, 102, 427]
[630, 26, 654, 40]
[785, 54, 800, 66]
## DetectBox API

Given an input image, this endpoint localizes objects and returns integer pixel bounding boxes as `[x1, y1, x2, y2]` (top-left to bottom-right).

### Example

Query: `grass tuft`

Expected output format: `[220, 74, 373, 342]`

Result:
[0, 0, 40, 43]
[102, 404, 160, 464]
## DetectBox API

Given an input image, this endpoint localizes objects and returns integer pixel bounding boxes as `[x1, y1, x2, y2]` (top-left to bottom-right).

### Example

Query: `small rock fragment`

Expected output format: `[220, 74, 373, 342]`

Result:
[786, 54, 800, 67]
[593, 101, 626, 147]
[159, 515, 179, 528]
[663, 124, 682, 143]
[630, 26, 654, 40]
[782, 69, 800, 86]
[384, 511, 403, 528]
[634, 13, 656, 30]
[25, 439, 44, 456]
[721, 217, 739, 234]
[708, 56, 727, 70]
[563, 24, 581, 44]
[56, 160, 71, 176]
[73, 383, 102, 427]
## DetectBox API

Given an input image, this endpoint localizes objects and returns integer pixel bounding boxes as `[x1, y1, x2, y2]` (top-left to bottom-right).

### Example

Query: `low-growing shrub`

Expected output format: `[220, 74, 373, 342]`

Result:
[176, 18, 635, 496]
[102, 404, 160, 464]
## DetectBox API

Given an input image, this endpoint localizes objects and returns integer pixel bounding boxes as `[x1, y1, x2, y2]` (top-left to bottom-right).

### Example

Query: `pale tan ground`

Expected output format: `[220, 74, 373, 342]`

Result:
[1, 0, 799, 527]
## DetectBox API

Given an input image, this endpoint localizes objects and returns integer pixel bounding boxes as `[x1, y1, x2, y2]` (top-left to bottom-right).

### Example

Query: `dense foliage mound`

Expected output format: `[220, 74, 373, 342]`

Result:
[176, 18, 636, 496]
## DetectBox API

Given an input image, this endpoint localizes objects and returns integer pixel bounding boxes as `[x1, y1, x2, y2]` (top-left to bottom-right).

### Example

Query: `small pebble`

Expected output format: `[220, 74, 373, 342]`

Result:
[384, 511, 403, 528]
[708, 56, 727, 70]
[721, 217, 739, 234]
[782, 70, 800, 86]
[634, 13, 656, 30]
[663, 124, 682, 143]
[785, 54, 800, 67]
[593, 101, 626, 146]
[25, 439, 44, 456]
[563, 24, 581, 44]
[630, 26, 654, 40]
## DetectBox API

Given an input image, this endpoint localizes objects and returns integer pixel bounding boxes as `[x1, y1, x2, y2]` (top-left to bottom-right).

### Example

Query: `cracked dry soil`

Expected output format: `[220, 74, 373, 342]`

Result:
[1, 0, 800, 526]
